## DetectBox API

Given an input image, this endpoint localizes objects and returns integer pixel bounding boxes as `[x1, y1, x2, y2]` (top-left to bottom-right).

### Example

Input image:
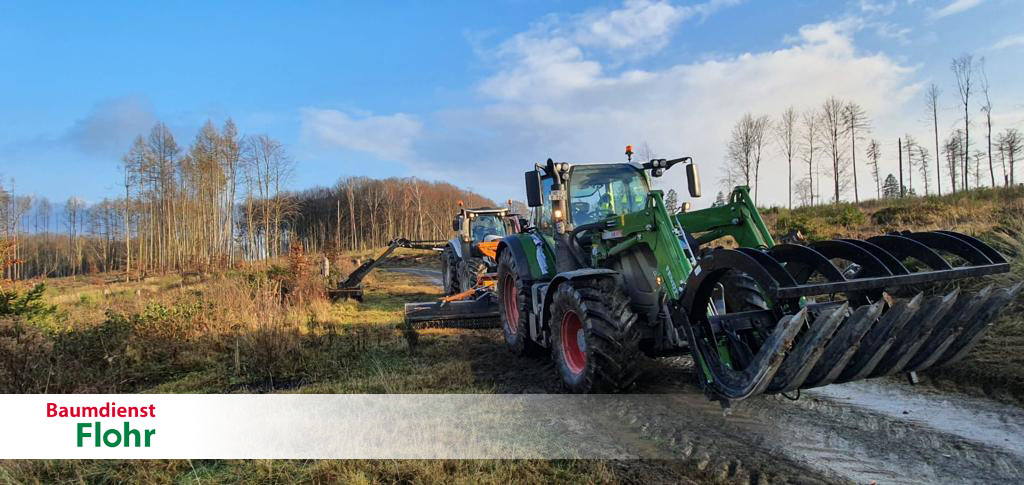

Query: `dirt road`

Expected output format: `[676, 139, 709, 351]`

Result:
[399, 267, 1024, 484]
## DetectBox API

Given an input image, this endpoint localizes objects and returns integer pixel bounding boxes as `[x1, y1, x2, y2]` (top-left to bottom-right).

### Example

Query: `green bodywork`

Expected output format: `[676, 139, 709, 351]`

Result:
[506, 184, 775, 300]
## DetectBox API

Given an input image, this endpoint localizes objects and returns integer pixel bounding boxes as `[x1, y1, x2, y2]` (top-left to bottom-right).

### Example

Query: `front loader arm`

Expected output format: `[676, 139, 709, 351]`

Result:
[591, 190, 697, 301]
[676, 186, 775, 249]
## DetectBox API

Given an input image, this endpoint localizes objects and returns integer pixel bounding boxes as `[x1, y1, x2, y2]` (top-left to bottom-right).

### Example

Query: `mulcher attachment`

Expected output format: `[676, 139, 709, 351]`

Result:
[681, 230, 1020, 402]
[404, 288, 501, 329]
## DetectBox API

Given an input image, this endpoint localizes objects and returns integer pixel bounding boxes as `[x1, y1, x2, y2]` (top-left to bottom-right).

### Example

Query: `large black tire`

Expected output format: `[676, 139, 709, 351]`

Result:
[458, 257, 488, 293]
[722, 270, 769, 312]
[549, 277, 641, 393]
[497, 250, 542, 356]
[440, 247, 459, 296]
[717, 271, 770, 371]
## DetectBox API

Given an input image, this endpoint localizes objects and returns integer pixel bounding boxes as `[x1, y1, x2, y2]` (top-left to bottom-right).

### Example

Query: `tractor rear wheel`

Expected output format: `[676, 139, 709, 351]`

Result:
[459, 257, 488, 292]
[549, 277, 640, 393]
[497, 250, 542, 356]
[440, 247, 459, 296]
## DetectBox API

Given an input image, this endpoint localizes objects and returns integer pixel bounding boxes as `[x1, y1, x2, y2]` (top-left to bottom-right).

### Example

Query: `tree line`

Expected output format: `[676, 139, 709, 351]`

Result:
[722, 54, 1022, 207]
[1, 121, 493, 281]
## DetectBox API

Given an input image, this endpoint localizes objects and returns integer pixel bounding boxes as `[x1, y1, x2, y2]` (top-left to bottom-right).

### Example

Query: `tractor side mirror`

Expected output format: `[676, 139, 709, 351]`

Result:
[525, 170, 543, 207]
[686, 163, 702, 198]
[452, 217, 460, 232]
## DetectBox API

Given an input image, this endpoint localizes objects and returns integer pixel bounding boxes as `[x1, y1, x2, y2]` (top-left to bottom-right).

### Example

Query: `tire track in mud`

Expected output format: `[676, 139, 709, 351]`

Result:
[400, 267, 1024, 484]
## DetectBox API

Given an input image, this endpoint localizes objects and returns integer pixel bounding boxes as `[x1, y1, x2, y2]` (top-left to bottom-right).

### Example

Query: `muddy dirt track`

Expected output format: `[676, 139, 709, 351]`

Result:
[391, 268, 1024, 484]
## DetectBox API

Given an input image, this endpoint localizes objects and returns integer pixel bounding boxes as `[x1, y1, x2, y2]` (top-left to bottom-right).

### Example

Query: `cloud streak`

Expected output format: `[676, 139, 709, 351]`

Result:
[932, 0, 983, 19]
[300, 108, 423, 161]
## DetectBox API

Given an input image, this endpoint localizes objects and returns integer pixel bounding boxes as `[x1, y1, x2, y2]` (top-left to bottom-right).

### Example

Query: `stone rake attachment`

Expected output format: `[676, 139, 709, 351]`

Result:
[680, 230, 1021, 402]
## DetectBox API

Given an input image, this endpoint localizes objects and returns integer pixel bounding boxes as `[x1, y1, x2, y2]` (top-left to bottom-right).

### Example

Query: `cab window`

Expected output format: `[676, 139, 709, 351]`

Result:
[469, 214, 507, 242]
[568, 165, 649, 226]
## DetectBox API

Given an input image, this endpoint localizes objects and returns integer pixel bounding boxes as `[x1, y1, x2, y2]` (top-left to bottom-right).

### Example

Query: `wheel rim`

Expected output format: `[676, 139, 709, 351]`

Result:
[502, 273, 519, 334]
[560, 310, 586, 375]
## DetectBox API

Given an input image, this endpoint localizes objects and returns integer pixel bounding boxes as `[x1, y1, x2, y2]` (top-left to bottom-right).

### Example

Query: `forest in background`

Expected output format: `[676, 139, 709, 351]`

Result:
[0, 120, 493, 280]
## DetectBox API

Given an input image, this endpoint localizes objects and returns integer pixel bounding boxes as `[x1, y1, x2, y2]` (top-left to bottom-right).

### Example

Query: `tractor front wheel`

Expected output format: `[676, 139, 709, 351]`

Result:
[459, 257, 488, 293]
[549, 277, 640, 393]
[440, 247, 459, 295]
[497, 250, 542, 356]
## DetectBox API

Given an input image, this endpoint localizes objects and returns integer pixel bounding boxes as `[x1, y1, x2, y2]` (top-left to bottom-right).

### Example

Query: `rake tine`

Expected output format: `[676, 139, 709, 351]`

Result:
[872, 287, 985, 377]
[937, 282, 1024, 366]
[801, 300, 886, 389]
[837, 293, 925, 383]
[904, 289, 973, 372]
[767, 303, 849, 393]
[884, 290, 960, 375]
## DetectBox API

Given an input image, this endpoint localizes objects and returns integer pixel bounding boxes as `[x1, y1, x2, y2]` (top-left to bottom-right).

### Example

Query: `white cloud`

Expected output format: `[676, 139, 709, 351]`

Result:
[992, 34, 1024, 50]
[417, 15, 919, 207]
[300, 108, 422, 161]
[858, 0, 898, 15]
[931, 0, 983, 19]
[480, 0, 742, 100]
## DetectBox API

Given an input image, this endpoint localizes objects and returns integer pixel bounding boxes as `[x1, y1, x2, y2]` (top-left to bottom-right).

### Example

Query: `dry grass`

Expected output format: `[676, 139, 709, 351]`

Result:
[0, 459, 618, 484]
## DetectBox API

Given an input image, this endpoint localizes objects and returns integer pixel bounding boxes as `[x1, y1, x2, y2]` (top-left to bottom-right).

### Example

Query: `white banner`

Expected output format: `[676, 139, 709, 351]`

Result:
[0, 394, 692, 459]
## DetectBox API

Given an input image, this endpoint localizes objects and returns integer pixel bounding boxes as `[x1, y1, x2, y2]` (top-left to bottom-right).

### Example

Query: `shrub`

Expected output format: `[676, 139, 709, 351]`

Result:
[0, 316, 53, 392]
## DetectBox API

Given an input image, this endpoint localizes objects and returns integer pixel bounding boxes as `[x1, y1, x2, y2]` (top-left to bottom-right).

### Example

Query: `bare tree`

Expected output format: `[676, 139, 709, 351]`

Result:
[999, 128, 1023, 185]
[800, 109, 820, 205]
[952, 54, 974, 191]
[842, 102, 870, 203]
[904, 135, 918, 195]
[978, 58, 996, 187]
[944, 131, 962, 193]
[776, 107, 798, 209]
[925, 83, 943, 195]
[866, 139, 882, 198]
[917, 145, 931, 195]
[726, 113, 770, 203]
[819, 97, 849, 203]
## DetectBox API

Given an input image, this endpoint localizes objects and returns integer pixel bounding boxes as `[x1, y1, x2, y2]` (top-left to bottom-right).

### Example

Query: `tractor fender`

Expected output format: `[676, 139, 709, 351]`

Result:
[447, 238, 463, 260]
[497, 234, 554, 281]
[541, 268, 621, 329]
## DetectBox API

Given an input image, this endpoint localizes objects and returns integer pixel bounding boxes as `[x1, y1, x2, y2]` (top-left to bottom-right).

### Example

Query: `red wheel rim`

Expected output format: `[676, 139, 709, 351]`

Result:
[560, 310, 586, 375]
[502, 273, 518, 334]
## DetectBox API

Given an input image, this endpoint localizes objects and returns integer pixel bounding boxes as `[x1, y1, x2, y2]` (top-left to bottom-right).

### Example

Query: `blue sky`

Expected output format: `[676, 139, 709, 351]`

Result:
[1, 0, 1022, 207]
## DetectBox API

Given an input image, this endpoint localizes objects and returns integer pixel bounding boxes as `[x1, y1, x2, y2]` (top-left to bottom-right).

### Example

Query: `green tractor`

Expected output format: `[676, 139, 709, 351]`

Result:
[495, 150, 1019, 403]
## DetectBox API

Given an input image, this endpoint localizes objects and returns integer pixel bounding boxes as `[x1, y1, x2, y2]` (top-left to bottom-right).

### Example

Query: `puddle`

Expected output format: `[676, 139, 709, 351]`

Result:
[807, 379, 1024, 456]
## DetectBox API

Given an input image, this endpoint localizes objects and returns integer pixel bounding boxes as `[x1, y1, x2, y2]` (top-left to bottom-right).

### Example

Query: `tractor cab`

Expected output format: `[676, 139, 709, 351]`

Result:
[565, 164, 650, 226]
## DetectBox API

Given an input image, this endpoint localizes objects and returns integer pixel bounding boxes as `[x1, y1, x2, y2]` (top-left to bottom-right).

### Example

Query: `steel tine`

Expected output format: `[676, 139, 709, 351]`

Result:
[938, 282, 1023, 366]
[904, 290, 971, 372]
[872, 287, 986, 377]
[837, 293, 924, 383]
[702, 309, 808, 400]
[885, 290, 960, 374]
[801, 300, 886, 389]
[767, 303, 849, 393]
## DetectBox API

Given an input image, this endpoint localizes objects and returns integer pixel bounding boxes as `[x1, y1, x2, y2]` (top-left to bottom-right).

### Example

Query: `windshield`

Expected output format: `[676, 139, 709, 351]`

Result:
[568, 165, 650, 225]
[469, 214, 507, 242]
